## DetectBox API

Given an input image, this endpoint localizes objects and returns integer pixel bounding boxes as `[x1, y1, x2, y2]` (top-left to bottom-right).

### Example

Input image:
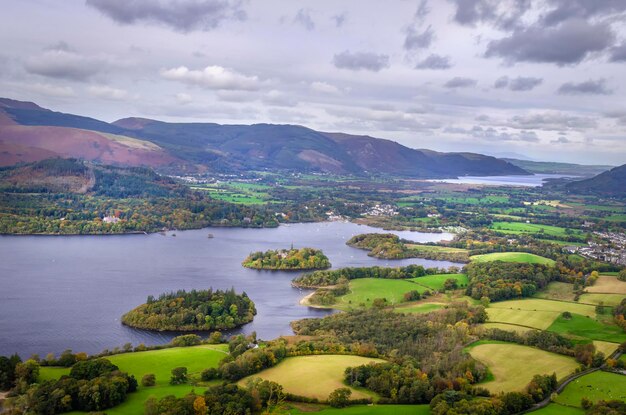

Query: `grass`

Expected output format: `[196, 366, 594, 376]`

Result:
[409, 273, 469, 291]
[470, 252, 555, 265]
[592, 340, 620, 357]
[554, 371, 626, 407]
[487, 298, 597, 330]
[39, 366, 70, 381]
[579, 293, 626, 307]
[530, 404, 584, 415]
[404, 244, 468, 254]
[336, 279, 422, 309]
[468, 343, 578, 394]
[239, 355, 385, 400]
[585, 276, 626, 294]
[480, 322, 537, 334]
[394, 303, 445, 314]
[535, 282, 577, 301]
[547, 313, 626, 343]
[40, 345, 229, 415]
[490, 221, 583, 238]
[287, 404, 431, 415]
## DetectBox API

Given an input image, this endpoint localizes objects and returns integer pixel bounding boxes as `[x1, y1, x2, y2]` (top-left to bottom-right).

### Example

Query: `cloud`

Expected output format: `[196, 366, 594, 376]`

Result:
[332, 12, 347, 27]
[557, 79, 612, 95]
[87, 85, 129, 100]
[509, 77, 543, 91]
[551, 136, 570, 144]
[333, 50, 389, 72]
[404, 25, 434, 51]
[175, 92, 193, 104]
[444, 77, 477, 88]
[509, 112, 597, 130]
[262, 90, 298, 107]
[85, 0, 246, 32]
[161, 65, 260, 90]
[609, 43, 626, 62]
[485, 19, 614, 65]
[415, 54, 452, 69]
[215, 90, 255, 102]
[494, 76, 509, 89]
[445, 125, 539, 142]
[448, 0, 531, 30]
[310, 81, 340, 94]
[415, 0, 430, 23]
[542, 0, 626, 26]
[294, 9, 314, 31]
[24, 43, 109, 81]
[25, 83, 76, 98]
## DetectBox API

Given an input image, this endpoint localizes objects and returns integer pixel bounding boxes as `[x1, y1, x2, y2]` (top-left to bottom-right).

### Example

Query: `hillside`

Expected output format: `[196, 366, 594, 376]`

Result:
[0, 97, 528, 178]
[503, 158, 612, 176]
[565, 164, 626, 198]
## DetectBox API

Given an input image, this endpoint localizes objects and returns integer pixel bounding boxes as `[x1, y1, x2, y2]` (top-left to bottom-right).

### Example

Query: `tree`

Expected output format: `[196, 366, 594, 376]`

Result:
[562, 311, 572, 320]
[170, 367, 188, 385]
[193, 396, 207, 415]
[444, 278, 458, 291]
[142, 373, 156, 386]
[328, 387, 352, 408]
[618, 269, 626, 282]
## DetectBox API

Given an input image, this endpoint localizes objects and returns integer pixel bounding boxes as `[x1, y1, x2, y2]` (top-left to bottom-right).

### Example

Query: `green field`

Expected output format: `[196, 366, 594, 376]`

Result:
[530, 404, 584, 415]
[394, 302, 445, 314]
[468, 342, 578, 393]
[554, 371, 626, 407]
[547, 313, 626, 343]
[409, 273, 468, 291]
[405, 244, 468, 254]
[336, 279, 421, 309]
[239, 355, 385, 400]
[490, 221, 583, 238]
[288, 404, 431, 415]
[579, 293, 626, 306]
[470, 252, 555, 265]
[40, 345, 228, 415]
[481, 322, 537, 334]
[535, 282, 577, 302]
[487, 298, 597, 330]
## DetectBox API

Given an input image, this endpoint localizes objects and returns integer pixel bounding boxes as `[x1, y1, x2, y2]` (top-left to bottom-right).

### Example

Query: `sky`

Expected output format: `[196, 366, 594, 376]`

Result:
[1, 0, 625, 165]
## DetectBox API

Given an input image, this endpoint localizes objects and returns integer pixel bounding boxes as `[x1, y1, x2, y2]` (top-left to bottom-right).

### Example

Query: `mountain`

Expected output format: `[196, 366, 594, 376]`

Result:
[504, 158, 613, 176]
[0, 97, 528, 178]
[565, 164, 626, 198]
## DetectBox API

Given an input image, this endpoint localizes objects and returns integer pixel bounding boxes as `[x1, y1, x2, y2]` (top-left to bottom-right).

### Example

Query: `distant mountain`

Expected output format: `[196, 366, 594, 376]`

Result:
[504, 158, 613, 176]
[0, 97, 528, 178]
[565, 164, 626, 198]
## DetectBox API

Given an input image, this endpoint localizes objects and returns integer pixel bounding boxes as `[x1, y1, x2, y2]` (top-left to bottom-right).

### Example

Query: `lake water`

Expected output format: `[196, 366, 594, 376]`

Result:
[427, 174, 577, 187]
[0, 221, 458, 358]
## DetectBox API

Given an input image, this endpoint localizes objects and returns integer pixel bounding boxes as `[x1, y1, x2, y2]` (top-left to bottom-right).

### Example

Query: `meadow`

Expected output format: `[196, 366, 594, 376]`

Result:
[535, 282, 577, 301]
[490, 221, 583, 238]
[336, 278, 421, 309]
[547, 313, 626, 343]
[554, 371, 626, 407]
[239, 355, 385, 400]
[470, 252, 555, 265]
[579, 293, 626, 306]
[486, 298, 597, 330]
[468, 342, 579, 394]
[394, 302, 445, 314]
[409, 273, 468, 290]
[585, 275, 626, 294]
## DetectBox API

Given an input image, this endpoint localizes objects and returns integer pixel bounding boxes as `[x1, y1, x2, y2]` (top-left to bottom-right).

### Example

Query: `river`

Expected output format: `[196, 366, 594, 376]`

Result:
[0, 221, 459, 358]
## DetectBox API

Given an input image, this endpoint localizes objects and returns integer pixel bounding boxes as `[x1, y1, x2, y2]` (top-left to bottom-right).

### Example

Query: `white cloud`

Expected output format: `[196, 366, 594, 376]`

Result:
[87, 85, 129, 100]
[161, 65, 260, 91]
[310, 81, 340, 95]
[25, 82, 76, 97]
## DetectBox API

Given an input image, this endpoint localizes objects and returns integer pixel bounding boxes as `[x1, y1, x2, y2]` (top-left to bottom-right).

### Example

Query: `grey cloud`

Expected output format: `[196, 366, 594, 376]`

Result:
[262, 90, 298, 107]
[448, 0, 531, 31]
[509, 77, 542, 91]
[446, 125, 539, 142]
[332, 12, 347, 28]
[333, 51, 389, 72]
[415, 0, 430, 22]
[24, 43, 109, 81]
[485, 19, 614, 65]
[494, 76, 509, 89]
[444, 77, 477, 88]
[557, 79, 612, 95]
[551, 136, 570, 144]
[415, 54, 452, 70]
[85, 0, 246, 32]
[509, 113, 597, 130]
[404, 25, 434, 51]
[609, 43, 626, 62]
[294, 9, 314, 31]
[543, 0, 626, 26]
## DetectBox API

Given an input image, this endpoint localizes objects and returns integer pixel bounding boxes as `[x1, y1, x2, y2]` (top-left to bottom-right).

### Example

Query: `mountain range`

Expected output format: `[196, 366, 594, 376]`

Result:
[0, 97, 527, 178]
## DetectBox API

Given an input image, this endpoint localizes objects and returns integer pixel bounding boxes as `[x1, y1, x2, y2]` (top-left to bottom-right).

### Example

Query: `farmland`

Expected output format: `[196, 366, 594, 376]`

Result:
[490, 221, 583, 238]
[470, 252, 555, 265]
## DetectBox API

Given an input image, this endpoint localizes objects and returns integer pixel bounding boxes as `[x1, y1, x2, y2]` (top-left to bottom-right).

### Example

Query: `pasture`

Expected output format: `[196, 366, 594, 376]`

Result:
[487, 298, 597, 330]
[394, 302, 445, 314]
[585, 276, 626, 294]
[490, 221, 582, 238]
[470, 252, 555, 265]
[592, 340, 619, 357]
[468, 342, 578, 394]
[489, 298, 596, 318]
[409, 273, 468, 291]
[239, 355, 385, 400]
[554, 371, 626, 407]
[535, 282, 576, 302]
[336, 279, 422, 309]
[579, 293, 625, 306]
[547, 313, 626, 343]
[480, 322, 537, 334]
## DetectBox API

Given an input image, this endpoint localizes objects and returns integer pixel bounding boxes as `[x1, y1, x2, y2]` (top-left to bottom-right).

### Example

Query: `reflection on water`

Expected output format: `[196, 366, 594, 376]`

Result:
[0, 221, 459, 357]
[427, 174, 578, 187]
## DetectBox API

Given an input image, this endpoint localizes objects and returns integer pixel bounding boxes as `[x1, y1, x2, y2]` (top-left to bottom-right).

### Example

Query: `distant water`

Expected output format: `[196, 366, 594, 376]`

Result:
[427, 174, 578, 187]
[0, 222, 459, 358]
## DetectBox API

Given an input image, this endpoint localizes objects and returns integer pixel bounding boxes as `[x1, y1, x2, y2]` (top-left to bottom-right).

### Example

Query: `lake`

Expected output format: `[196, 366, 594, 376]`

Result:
[426, 174, 577, 187]
[0, 221, 459, 358]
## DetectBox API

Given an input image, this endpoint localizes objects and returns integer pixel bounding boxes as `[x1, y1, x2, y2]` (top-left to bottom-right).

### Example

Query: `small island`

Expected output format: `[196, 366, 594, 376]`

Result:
[242, 247, 331, 270]
[121, 288, 256, 331]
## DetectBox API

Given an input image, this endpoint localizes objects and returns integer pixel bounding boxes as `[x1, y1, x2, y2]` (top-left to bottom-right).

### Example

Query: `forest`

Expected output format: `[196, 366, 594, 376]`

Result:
[121, 288, 256, 331]
[242, 247, 331, 270]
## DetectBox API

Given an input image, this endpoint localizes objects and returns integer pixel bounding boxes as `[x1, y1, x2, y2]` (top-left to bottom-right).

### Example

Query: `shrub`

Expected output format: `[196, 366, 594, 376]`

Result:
[142, 373, 156, 387]
[328, 387, 352, 408]
[170, 367, 188, 385]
